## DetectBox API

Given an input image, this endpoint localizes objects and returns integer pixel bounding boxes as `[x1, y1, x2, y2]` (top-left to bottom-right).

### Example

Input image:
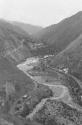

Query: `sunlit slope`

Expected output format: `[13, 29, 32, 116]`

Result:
[35, 11, 82, 55]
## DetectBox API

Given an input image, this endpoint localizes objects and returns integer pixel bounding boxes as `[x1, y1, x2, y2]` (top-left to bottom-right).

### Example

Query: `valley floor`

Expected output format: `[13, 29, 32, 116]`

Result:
[1, 55, 82, 125]
[15, 55, 82, 125]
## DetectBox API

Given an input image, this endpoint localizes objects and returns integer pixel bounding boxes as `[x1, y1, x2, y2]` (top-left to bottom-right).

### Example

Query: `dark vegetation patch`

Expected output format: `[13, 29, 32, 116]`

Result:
[33, 99, 82, 125]
[14, 84, 53, 118]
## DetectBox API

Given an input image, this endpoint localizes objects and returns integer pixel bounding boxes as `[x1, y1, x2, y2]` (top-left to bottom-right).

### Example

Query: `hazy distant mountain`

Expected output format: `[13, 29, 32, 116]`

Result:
[12, 21, 43, 35]
[35, 11, 82, 55]
[50, 35, 82, 81]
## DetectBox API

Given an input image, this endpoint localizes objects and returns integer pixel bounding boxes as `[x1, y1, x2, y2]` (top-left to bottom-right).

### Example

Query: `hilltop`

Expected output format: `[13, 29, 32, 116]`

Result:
[34, 11, 82, 55]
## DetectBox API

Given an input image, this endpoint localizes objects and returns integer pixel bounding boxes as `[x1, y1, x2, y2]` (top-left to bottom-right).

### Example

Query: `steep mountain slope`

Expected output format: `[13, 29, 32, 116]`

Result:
[34, 24, 56, 41]
[0, 57, 34, 96]
[0, 20, 36, 100]
[0, 20, 37, 124]
[0, 57, 35, 125]
[50, 35, 82, 81]
[12, 21, 43, 35]
[0, 19, 36, 63]
[35, 11, 82, 55]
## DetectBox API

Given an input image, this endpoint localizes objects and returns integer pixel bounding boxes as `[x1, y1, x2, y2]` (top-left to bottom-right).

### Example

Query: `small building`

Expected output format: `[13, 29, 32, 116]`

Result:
[59, 68, 68, 74]
[63, 68, 69, 74]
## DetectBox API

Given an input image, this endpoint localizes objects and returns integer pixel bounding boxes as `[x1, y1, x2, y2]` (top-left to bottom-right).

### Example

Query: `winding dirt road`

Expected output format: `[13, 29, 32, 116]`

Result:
[17, 58, 82, 120]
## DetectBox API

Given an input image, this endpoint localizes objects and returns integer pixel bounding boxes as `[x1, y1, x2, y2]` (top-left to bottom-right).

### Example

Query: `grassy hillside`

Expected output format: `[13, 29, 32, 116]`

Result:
[0, 19, 36, 63]
[0, 57, 35, 104]
[0, 20, 37, 124]
[50, 35, 82, 81]
[34, 11, 82, 55]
